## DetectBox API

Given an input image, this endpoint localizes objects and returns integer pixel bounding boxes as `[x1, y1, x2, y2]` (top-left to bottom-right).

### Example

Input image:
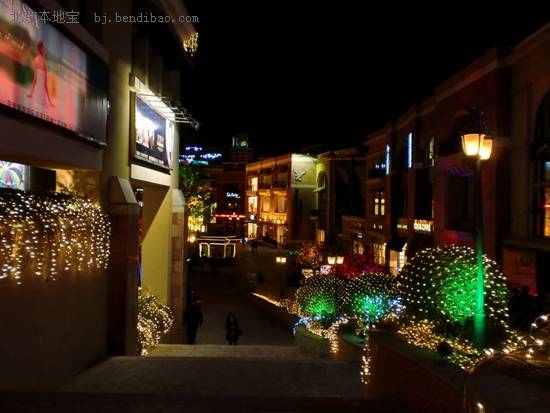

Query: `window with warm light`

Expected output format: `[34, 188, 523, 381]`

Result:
[373, 242, 386, 265]
[276, 195, 287, 213]
[389, 243, 407, 275]
[261, 196, 271, 212]
[373, 188, 385, 216]
[248, 196, 257, 213]
[249, 176, 258, 191]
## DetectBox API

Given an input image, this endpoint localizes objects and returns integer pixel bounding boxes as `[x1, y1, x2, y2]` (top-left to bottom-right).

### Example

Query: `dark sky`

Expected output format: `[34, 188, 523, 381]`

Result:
[180, 2, 549, 157]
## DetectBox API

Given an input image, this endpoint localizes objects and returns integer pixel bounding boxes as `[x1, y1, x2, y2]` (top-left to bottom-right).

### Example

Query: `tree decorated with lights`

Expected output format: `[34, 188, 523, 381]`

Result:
[137, 289, 174, 356]
[342, 272, 402, 325]
[295, 274, 344, 324]
[296, 241, 323, 269]
[179, 163, 215, 223]
[397, 244, 512, 368]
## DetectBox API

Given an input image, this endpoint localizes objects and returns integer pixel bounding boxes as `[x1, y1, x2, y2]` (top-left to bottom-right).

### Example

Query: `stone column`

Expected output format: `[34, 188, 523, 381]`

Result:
[107, 177, 139, 355]
[168, 189, 186, 343]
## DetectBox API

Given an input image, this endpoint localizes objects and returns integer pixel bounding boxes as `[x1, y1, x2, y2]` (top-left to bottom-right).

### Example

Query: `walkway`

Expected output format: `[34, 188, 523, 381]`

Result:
[187, 243, 294, 345]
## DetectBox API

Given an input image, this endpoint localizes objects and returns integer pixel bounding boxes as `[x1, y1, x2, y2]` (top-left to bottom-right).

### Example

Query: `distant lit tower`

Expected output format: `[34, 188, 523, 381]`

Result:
[230, 134, 254, 163]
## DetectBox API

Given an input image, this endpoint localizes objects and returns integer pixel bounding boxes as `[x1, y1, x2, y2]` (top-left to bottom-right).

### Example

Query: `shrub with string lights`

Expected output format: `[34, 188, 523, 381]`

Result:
[295, 274, 344, 325]
[396, 244, 512, 369]
[342, 272, 402, 325]
[137, 289, 174, 356]
[0, 189, 110, 283]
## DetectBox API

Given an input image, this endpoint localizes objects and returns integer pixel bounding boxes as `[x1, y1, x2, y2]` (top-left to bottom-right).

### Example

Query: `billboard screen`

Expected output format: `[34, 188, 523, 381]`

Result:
[134, 96, 174, 169]
[0, 0, 108, 143]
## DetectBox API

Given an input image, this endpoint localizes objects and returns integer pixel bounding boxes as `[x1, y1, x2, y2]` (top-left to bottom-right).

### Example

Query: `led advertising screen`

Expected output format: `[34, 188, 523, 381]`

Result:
[0, 0, 108, 143]
[0, 161, 27, 190]
[134, 96, 174, 169]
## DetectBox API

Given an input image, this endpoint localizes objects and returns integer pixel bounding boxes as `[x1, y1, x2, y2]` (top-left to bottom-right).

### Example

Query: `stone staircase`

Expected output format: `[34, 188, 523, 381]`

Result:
[1, 345, 402, 412]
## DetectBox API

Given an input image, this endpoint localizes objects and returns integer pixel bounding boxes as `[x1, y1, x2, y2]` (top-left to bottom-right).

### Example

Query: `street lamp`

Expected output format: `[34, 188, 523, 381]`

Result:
[460, 109, 494, 349]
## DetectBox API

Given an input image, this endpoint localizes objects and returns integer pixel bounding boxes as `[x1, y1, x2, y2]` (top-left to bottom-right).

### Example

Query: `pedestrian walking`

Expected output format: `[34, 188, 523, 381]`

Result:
[185, 296, 203, 344]
[225, 313, 242, 345]
[251, 240, 258, 252]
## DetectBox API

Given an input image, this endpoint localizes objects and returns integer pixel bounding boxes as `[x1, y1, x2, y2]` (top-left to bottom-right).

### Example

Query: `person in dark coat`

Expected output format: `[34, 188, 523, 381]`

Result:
[225, 313, 241, 345]
[185, 297, 203, 344]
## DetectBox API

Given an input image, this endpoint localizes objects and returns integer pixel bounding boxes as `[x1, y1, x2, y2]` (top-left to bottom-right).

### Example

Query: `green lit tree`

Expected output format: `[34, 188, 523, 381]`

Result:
[296, 275, 344, 326]
[342, 272, 401, 325]
[398, 244, 509, 343]
[179, 163, 215, 224]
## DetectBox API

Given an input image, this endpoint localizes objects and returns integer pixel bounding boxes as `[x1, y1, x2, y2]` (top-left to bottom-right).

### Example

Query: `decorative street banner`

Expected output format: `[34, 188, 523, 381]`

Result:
[0, 0, 108, 143]
[134, 96, 174, 169]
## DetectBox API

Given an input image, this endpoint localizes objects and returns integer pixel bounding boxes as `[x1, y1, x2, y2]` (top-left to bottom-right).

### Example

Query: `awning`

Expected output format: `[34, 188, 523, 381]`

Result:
[387, 236, 407, 251]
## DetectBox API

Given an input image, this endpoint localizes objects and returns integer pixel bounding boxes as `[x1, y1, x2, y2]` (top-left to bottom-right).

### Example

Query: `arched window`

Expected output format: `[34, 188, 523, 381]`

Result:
[534, 93, 550, 237]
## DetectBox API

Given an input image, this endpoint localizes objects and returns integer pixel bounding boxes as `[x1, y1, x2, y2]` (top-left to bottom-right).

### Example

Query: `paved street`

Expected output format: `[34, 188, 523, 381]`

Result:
[186, 242, 294, 345]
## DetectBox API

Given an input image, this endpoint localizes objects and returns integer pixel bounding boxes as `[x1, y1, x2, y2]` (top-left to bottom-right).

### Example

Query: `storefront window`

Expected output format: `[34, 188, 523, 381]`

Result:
[247, 223, 257, 238]
[389, 243, 407, 275]
[373, 242, 386, 265]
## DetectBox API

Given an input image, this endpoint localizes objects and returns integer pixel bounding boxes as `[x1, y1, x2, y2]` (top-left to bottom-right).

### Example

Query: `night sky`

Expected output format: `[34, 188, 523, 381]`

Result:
[181, 3, 548, 157]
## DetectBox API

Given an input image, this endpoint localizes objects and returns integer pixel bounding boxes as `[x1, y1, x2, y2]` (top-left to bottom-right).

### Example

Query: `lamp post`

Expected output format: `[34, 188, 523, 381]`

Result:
[461, 110, 493, 349]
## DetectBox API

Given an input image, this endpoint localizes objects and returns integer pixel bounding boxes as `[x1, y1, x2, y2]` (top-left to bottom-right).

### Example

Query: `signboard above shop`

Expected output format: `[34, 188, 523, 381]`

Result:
[0, 0, 108, 144]
[132, 91, 175, 170]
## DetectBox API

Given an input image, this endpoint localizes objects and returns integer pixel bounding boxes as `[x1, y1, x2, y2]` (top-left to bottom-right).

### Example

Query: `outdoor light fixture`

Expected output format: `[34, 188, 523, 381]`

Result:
[276, 256, 287, 264]
[461, 108, 493, 161]
[478, 137, 494, 160]
[327, 255, 344, 266]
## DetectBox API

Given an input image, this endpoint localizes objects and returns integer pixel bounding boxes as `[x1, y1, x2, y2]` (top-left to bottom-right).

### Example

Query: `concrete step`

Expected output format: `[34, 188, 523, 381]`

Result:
[0, 391, 401, 412]
[62, 356, 366, 398]
[148, 344, 314, 360]
[1, 352, 404, 412]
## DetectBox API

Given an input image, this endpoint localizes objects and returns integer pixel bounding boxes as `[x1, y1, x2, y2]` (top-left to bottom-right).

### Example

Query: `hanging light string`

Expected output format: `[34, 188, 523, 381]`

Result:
[0, 190, 110, 284]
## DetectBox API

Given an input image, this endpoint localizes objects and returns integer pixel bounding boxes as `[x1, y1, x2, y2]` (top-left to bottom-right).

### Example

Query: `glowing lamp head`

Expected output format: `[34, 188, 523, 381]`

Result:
[336, 256, 344, 265]
[276, 256, 286, 264]
[461, 133, 485, 157]
[478, 137, 493, 160]
[327, 256, 336, 265]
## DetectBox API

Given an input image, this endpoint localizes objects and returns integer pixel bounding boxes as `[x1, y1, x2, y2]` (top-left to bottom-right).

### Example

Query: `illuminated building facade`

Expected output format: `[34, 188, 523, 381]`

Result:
[362, 23, 550, 294]
[246, 154, 317, 246]
[0, 0, 197, 389]
[314, 147, 366, 249]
